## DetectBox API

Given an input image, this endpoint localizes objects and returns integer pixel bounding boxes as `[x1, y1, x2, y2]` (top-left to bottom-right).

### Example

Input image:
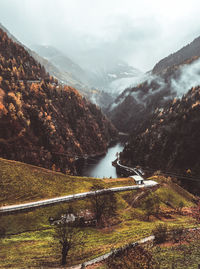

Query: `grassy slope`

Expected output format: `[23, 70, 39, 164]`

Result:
[0, 157, 135, 206]
[152, 242, 200, 269]
[151, 175, 196, 207]
[0, 158, 199, 268]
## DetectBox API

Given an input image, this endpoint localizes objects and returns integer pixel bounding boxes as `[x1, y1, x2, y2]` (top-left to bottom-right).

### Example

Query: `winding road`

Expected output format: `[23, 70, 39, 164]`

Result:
[0, 180, 158, 215]
[0, 160, 157, 215]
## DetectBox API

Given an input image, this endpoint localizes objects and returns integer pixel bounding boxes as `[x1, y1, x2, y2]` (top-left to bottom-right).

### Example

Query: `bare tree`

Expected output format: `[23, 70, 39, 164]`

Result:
[90, 184, 117, 225]
[152, 224, 168, 244]
[52, 209, 85, 266]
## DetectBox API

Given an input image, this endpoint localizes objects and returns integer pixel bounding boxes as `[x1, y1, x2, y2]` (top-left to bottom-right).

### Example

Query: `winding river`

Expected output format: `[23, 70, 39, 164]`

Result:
[82, 143, 124, 178]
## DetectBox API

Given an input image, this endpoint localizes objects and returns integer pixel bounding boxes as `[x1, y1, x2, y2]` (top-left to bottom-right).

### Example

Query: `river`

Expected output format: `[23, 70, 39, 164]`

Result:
[81, 143, 124, 178]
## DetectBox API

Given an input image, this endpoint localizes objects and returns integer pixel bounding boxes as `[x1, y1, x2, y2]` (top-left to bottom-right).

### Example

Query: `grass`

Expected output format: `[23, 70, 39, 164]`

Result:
[93, 231, 200, 269]
[1, 214, 197, 268]
[0, 158, 199, 268]
[149, 175, 196, 208]
[0, 188, 198, 268]
[152, 234, 200, 268]
[0, 158, 135, 206]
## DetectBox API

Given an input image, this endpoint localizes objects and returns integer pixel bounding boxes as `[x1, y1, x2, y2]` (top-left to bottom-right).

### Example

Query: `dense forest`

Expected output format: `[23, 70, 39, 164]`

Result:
[0, 28, 117, 174]
[120, 85, 200, 193]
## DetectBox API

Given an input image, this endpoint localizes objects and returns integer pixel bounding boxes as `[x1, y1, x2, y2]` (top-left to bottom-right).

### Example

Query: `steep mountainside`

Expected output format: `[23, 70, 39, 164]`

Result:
[31, 45, 91, 93]
[108, 36, 200, 133]
[153, 36, 200, 74]
[120, 86, 200, 193]
[0, 24, 88, 93]
[107, 71, 176, 133]
[31, 45, 115, 110]
[0, 24, 113, 109]
[32, 45, 89, 84]
[0, 28, 117, 174]
[33, 45, 142, 107]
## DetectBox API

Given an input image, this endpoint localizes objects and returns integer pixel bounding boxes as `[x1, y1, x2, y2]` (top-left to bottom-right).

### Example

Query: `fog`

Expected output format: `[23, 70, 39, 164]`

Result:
[171, 59, 200, 97]
[131, 59, 200, 99]
[109, 58, 200, 110]
[1, 0, 200, 71]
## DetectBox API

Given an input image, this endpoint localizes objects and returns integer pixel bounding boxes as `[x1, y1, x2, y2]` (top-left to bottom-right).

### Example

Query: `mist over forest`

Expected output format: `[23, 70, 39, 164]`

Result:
[1, 1, 200, 268]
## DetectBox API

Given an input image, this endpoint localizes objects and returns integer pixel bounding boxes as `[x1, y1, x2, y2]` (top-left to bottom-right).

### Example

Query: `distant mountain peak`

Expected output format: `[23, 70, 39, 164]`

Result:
[153, 35, 200, 74]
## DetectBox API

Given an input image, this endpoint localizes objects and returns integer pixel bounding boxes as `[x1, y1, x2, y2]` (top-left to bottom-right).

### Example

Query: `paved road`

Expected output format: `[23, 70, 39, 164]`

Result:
[0, 161, 157, 215]
[0, 181, 157, 215]
[116, 159, 142, 176]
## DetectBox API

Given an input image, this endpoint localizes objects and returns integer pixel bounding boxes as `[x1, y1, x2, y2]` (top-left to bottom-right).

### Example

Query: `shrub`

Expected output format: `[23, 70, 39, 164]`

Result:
[169, 226, 184, 243]
[153, 224, 168, 244]
[143, 193, 160, 220]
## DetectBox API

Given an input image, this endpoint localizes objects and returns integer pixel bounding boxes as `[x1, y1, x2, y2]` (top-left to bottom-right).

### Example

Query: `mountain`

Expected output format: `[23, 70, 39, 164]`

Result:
[107, 71, 175, 133]
[32, 45, 143, 107]
[32, 44, 89, 86]
[70, 48, 143, 95]
[0, 24, 113, 109]
[0, 27, 117, 174]
[0, 24, 87, 92]
[86, 59, 143, 94]
[153, 36, 200, 74]
[32, 45, 117, 109]
[107, 36, 200, 133]
[120, 85, 200, 194]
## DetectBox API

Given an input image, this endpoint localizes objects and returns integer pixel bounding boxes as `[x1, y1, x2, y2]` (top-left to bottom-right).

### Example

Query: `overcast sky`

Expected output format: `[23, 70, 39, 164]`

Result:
[1, 0, 200, 71]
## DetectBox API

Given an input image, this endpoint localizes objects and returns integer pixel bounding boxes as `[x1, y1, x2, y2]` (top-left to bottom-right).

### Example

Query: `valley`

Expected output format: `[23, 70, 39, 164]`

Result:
[1, 5, 200, 268]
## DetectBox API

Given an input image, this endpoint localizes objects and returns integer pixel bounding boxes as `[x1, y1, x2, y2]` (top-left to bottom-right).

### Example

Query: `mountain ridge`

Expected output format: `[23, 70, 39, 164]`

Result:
[107, 34, 200, 133]
[153, 36, 200, 74]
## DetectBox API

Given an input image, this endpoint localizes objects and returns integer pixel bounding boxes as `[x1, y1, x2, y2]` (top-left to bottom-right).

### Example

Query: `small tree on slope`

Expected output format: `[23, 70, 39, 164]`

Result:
[52, 209, 84, 266]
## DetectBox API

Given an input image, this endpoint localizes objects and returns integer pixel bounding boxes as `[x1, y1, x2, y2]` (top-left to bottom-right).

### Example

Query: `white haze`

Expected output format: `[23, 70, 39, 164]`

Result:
[0, 0, 200, 71]
[111, 58, 200, 110]
[106, 74, 144, 95]
[130, 59, 200, 100]
[171, 59, 200, 97]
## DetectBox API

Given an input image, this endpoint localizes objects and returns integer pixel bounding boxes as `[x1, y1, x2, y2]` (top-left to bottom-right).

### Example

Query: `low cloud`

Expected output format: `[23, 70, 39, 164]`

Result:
[171, 59, 200, 97]
[1, 0, 200, 71]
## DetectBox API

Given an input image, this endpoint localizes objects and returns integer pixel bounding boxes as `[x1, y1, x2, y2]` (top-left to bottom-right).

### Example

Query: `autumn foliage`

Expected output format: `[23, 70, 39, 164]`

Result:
[0, 28, 117, 174]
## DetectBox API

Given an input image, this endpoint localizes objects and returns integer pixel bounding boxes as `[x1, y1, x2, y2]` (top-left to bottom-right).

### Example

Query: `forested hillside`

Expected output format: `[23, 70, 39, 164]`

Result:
[0, 28, 117, 174]
[120, 86, 200, 193]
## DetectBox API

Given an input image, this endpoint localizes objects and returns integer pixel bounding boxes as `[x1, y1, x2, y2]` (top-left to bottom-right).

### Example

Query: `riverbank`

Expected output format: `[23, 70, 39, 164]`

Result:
[80, 143, 124, 178]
